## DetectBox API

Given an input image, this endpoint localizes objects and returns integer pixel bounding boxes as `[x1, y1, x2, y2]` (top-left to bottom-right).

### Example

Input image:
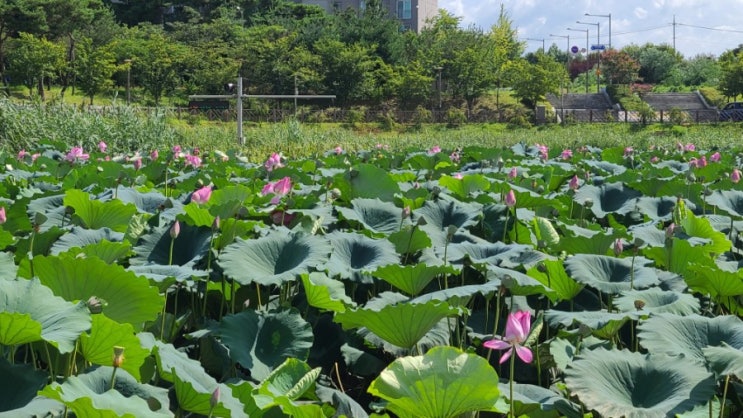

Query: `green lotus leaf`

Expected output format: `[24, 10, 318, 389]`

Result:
[129, 222, 212, 267]
[368, 346, 501, 418]
[128, 264, 208, 287]
[64, 189, 138, 232]
[563, 254, 659, 293]
[80, 315, 151, 381]
[411, 281, 501, 307]
[444, 241, 547, 270]
[323, 231, 399, 283]
[546, 310, 634, 339]
[181, 202, 216, 228]
[489, 265, 557, 299]
[629, 223, 666, 248]
[643, 238, 715, 276]
[555, 229, 616, 255]
[0, 278, 90, 353]
[50, 226, 125, 253]
[19, 255, 163, 326]
[533, 216, 560, 247]
[565, 348, 716, 418]
[152, 341, 247, 416]
[685, 264, 743, 299]
[583, 158, 627, 175]
[337, 163, 401, 202]
[340, 343, 386, 377]
[217, 308, 313, 381]
[0, 312, 41, 347]
[101, 187, 175, 216]
[574, 182, 642, 218]
[25, 194, 67, 232]
[300, 272, 355, 313]
[498, 382, 582, 418]
[336, 198, 410, 235]
[0, 251, 16, 280]
[334, 298, 460, 350]
[0, 396, 65, 418]
[525, 260, 584, 303]
[438, 173, 490, 199]
[316, 384, 370, 418]
[679, 210, 730, 256]
[219, 230, 331, 286]
[614, 288, 700, 315]
[0, 358, 48, 413]
[631, 196, 677, 221]
[705, 189, 743, 218]
[387, 225, 432, 254]
[416, 199, 482, 246]
[39, 366, 172, 417]
[373, 263, 458, 296]
[637, 314, 743, 364]
[703, 343, 743, 380]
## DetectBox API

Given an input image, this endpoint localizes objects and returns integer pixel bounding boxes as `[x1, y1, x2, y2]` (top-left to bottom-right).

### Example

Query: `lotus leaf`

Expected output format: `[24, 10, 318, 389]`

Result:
[373, 263, 457, 296]
[323, 231, 400, 283]
[129, 222, 212, 267]
[79, 315, 151, 381]
[64, 189, 138, 232]
[416, 198, 482, 246]
[444, 241, 548, 270]
[637, 313, 743, 364]
[336, 198, 409, 234]
[703, 343, 743, 380]
[614, 288, 699, 315]
[574, 182, 642, 218]
[705, 189, 743, 218]
[300, 272, 355, 313]
[563, 254, 659, 293]
[0, 358, 48, 413]
[525, 260, 584, 302]
[368, 346, 501, 418]
[565, 348, 715, 418]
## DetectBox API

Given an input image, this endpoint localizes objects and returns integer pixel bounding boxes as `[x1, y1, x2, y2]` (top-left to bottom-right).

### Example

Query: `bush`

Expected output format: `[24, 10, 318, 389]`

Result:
[668, 108, 689, 125]
[410, 106, 432, 129]
[445, 108, 467, 127]
[346, 106, 367, 127]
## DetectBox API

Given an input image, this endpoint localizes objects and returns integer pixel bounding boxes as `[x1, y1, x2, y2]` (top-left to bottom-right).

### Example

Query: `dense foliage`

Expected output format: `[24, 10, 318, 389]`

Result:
[2, 133, 743, 416]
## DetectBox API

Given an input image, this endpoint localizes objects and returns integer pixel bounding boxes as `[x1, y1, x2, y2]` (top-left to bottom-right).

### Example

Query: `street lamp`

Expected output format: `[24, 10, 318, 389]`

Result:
[124, 59, 132, 105]
[526, 37, 545, 53]
[585, 13, 611, 50]
[577, 21, 601, 93]
[434, 66, 443, 109]
[567, 28, 589, 94]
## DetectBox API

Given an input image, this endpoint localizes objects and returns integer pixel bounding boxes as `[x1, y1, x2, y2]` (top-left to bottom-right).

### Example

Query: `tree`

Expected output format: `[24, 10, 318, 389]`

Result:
[489, 5, 523, 112]
[314, 38, 378, 105]
[0, 0, 48, 83]
[624, 43, 682, 84]
[719, 48, 743, 100]
[505, 53, 566, 108]
[75, 37, 117, 105]
[135, 32, 190, 105]
[601, 50, 640, 85]
[7, 32, 66, 100]
[390, 60, 433, 109]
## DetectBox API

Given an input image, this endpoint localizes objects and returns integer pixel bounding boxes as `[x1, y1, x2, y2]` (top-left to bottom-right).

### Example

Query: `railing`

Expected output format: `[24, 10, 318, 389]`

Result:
[555, 109, 720, 124]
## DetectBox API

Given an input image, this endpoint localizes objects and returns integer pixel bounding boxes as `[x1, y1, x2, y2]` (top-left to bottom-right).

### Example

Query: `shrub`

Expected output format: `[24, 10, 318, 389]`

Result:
[445, 108, 467, 127]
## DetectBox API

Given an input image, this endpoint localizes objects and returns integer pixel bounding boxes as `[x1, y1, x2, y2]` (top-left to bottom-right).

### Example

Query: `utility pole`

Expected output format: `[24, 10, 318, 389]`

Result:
[585, 13, 611, 50]
[550, 34, 570, 93]
[190, 77, 335, 145]
[567, 28, 589, 94]
[577, 21, 601, 93]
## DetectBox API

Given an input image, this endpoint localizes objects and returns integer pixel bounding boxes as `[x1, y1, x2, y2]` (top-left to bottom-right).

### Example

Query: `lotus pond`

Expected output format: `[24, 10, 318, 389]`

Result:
[2, 139, 743, 418]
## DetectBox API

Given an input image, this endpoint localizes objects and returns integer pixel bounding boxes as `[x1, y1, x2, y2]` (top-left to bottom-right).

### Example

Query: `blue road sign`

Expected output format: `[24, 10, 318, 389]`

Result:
[571, 45, 579, 53]
[590, 44, 606, 51]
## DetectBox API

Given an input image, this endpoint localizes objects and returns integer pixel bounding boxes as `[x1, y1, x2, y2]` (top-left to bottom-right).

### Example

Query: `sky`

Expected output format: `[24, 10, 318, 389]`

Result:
[438, 0, 743, 58]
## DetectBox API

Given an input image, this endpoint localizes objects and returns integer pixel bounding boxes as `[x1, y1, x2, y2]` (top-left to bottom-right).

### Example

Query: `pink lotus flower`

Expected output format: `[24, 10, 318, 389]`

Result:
[150, 149, 159, 160]
[614, 239, 623, 256]
[65, 146, 89, 162]
[536, 144, 548, 160]
[650, 156, 659, 163]
[132, 158, 142, 171]
[192, 186, 212, 204]
[262, 176, 292, 204]
[334, 146, 343, 155]
[453, 172, 463, 179]
[560, 149, 573, 160]
[505, 190, 516, 208]
[623, 147, 634, 158]
[685, 143, 696, 152]
[698, 155, 707, 168]
[710, 152, 721, 163]
[732, 169, 742, 184]
[569, 175, 579, 191]
[98, 141, 107, 153]
[508, 167, 518, 180]
[0, 207, 6, 224]
[483, 310, 533, 364]
[689, 158, 698, 169]
[17, 150, 28, 160]
[428, 145, 441, 155]
[185, 154, 202, 168]
[170, 221, 180, 239]
[264, 152, 283, 172]
[173, 145, 182, 154]
[450, 151, 460, 163]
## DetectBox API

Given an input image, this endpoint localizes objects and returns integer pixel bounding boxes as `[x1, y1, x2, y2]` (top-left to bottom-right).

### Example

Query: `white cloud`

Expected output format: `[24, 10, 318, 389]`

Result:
[633, 7, 648, 19]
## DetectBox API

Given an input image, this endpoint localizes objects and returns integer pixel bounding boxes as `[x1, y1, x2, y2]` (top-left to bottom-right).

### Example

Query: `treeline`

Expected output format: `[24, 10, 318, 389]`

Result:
[1, 0, 741, 113]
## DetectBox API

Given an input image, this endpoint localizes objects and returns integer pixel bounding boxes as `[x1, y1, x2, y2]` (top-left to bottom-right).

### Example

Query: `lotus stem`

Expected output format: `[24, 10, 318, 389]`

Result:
[502, 210, 509, 243]
[219, 277, 226, 321]
[230, 280, 236, 314]
[486, 289, 503, 362]
[509, 351, 516, 418]
[720, 374, 730, 418]
[630, 254, 636, 291]
[110, 366, 118, 391]
[256, 283, 263, 308]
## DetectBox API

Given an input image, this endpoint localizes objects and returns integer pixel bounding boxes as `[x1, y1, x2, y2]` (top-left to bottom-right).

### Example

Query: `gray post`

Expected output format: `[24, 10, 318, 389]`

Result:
[237, 76, 244, 145]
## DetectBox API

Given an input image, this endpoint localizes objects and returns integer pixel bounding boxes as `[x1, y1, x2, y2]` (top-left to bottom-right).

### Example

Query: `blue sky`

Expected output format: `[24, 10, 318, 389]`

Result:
[438, 0, 743, 58]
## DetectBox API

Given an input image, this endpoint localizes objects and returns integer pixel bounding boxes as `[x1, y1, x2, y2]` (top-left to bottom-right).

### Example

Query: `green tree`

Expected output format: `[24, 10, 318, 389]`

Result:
[314, 38, 378, 105]
[0, 0, 48, 83]
[74, 37, 117, 105]
[489, 5, 523, 112]
[7, 32, 66, 100]
[624, 43, 682, 84]
[135, 32, 190, 105]
[719, 48, 743, 100]
[390, 60, 433, 109]
[505, 53, 566, 108]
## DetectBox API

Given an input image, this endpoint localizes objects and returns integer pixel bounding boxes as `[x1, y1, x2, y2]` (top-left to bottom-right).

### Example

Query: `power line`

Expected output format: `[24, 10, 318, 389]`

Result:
[676, 22, 743, 34]
[611, 24, 671, 37]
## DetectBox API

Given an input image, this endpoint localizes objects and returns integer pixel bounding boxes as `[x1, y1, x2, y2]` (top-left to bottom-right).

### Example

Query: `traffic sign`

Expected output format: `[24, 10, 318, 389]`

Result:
[571, 45, 579, 54]
[590, 44, 606, 51]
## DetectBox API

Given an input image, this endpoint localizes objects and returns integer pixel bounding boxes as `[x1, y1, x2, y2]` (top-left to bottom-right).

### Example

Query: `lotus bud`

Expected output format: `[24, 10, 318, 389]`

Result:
[432, 186, 441, 198]
[446, 225, 458, 240]
[613, 239, 623, 257]
[508, 167, 518, 180]
[133, 158, 142, 171]
[212, 216, 220, 231]
[536, 262, 547, 273]
[112, 346, 125, 368]
[330, 188, 342, 200]
[665, 223, 675, 239]
[0, 207, 5, 224]
[634, 300, 646, 310]
[210, 387, 220, 409]
[584, 198, 593, 208]
[732, 168, 742, 184]
[87, 296, 105, 314]
[97, 166, 104, 173]
[402, 206, 411, 220]
[170, 221, 180, 239]
[686, 171, 696, 183]
[505, 190, 516, 208]
[569, 175, 579, 191]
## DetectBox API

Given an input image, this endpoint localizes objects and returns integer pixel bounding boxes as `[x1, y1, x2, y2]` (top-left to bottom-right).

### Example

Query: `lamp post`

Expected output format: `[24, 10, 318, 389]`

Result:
[585, 13, 611, 50]
[577, 21, 601, 93]
[549, 34, 570, 93]
[434, 66, 443, 109]
[124, 59, 132, 105]
[567, 28, 589, 94]
[526, 37, 545, 53]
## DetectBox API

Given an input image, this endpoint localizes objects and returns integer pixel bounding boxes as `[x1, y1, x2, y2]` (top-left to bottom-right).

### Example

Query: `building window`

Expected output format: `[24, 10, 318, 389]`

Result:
[397, 0, 411, 19]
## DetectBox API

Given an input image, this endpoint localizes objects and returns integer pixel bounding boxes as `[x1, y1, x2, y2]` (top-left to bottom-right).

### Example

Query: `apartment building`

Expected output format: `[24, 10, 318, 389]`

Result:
[300, 0, 438, 32]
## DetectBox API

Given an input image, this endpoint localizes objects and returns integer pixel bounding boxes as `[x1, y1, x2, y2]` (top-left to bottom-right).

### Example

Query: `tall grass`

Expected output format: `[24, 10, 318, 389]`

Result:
[2, 99, 742, 162]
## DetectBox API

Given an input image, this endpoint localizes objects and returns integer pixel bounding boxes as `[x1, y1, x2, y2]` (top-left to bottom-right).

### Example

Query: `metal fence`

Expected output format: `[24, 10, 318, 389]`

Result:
[554, 109, 721, 124]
